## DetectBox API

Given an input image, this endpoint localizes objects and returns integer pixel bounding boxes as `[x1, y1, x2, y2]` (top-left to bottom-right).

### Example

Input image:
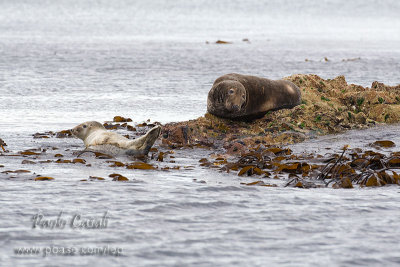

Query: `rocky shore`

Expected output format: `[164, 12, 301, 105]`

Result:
[162, 74, 400, 153]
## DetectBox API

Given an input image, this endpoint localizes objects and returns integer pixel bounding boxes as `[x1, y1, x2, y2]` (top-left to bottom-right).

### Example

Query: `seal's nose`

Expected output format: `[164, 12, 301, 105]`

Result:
[232, 105, 240, 111]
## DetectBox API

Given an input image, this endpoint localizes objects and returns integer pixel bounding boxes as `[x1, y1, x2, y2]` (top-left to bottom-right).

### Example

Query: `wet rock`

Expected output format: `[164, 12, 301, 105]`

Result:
[113, 116, 132, 122]
[126, 125, 136, 131]
[370, 140, 396, 148]
[34, 176, 54, 181]
[20, 151, 41, 156]
[126, 162, 156, 170]
[109, 173, 129, 181]
[72, 159, 86, 164]
[273, 132, 307, 145]
[108, 161, 125, 167]
[21, 160, 36, 164]
[56, 159, 72, 163]
[89, 176, 105, 180]
[56, 130, 73, 138]
[33, 132, 52, 138]
[225, 141, 249, 155]
[162, 124, 190, 146]
[215, 40, 232, 44]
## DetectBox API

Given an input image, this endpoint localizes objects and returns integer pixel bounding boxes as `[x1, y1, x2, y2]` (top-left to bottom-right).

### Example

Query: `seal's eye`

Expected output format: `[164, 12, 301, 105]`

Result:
[228, 89, 235, 95]
[83, 125, 87, 128]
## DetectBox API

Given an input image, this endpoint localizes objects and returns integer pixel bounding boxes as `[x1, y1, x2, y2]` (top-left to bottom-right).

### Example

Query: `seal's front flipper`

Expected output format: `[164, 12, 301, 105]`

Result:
[74, 148, 114, 159]
[73, 149, 93, 157]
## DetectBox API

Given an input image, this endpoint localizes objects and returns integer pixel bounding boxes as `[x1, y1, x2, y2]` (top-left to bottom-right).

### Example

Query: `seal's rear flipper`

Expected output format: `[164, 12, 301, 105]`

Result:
[129, 125, 161, 151]
[125, 142, 154, 158]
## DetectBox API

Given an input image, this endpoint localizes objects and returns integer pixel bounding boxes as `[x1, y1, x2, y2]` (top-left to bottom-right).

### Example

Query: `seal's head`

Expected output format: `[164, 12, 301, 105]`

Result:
[71, 121, 105, 140]
[208, 80, 247, 116]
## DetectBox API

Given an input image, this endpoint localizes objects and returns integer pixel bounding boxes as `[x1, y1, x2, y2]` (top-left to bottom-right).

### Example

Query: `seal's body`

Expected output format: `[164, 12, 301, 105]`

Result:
[207, 73, 301, 120]
[71, 121, 161, 156]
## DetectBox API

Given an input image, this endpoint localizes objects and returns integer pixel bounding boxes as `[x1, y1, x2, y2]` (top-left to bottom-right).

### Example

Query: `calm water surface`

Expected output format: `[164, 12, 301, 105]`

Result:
[1, 0, 400, 266]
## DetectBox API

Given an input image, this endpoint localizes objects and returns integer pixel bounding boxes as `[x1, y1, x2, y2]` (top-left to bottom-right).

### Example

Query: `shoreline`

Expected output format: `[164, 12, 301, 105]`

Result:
[1, 74, 400, 188]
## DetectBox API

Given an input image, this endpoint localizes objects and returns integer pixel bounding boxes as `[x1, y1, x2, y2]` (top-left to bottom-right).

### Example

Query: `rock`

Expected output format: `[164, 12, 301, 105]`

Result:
[21, 160, 36, 164]
[225, 141, 249, 155]
[355, 112, 367, 124]
[162, 125, 190, 145]
[370, 140, 396, 148]
[215, 40, 232, 44]
[109, 173, 129, 181]
[56, 130, 72, 138]
[72, 159, 86, 164]
[113, 116, 132, 122]
[35, 176, 55, 181]
[126, 162, 156, 170]
[273, 132, 307, 145]
[160, 74, 400, 152]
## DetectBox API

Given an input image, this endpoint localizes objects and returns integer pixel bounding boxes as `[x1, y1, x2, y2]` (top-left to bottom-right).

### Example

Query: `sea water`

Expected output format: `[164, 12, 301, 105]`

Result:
[1, 0, 400, 266]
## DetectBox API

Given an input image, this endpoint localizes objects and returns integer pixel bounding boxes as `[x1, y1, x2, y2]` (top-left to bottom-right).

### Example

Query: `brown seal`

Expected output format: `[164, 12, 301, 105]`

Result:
[207, 73, 301, 120]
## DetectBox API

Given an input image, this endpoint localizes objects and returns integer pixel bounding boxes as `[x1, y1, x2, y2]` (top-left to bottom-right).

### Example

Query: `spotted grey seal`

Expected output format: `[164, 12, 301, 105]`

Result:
[207, 73, 301, 120]
[71, 121, 161, 156]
